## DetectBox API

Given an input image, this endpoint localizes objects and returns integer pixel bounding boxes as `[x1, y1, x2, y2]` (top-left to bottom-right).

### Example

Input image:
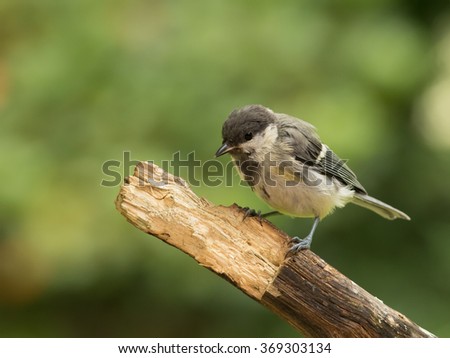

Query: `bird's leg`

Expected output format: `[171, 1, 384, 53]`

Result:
[242, 207, 261, 221]
[242, 208, 280, 224]
[261, 211, 280, 218]
[287, 216, 320, 254]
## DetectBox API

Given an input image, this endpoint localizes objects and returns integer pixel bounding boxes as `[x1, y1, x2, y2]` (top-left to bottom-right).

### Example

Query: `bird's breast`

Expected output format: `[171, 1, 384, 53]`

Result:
[252, 165, 355, 219]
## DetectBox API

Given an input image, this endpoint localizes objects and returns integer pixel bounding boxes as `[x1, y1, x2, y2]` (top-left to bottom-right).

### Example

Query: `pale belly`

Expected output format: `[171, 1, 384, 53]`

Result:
[252, 171, 355, 219]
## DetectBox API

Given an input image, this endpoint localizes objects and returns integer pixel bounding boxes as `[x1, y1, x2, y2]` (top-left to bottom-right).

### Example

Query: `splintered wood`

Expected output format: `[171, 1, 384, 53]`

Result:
[115, 161, 434, 338]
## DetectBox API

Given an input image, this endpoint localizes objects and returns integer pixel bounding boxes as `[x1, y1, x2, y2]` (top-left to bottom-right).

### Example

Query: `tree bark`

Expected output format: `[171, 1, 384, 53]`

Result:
[115, 161, 435, 338]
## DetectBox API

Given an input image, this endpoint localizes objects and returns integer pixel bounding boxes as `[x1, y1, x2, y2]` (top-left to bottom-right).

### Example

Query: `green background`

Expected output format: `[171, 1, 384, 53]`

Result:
[1, 0, 450, 337]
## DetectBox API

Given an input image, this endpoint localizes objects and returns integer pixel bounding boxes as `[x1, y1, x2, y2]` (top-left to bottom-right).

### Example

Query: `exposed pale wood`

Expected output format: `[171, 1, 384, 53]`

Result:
[115, 161, 435, 338]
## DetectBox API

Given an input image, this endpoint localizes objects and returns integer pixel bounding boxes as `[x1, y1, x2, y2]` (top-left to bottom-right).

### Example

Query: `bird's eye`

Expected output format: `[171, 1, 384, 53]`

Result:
[244, 132, 253, 141]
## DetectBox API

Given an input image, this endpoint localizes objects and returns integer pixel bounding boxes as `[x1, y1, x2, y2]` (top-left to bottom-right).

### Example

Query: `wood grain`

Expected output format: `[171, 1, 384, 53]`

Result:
[115, 161, 434, 338]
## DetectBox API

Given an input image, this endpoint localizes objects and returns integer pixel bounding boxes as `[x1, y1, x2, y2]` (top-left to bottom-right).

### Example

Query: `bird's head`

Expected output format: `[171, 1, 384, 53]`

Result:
[215, 104, 277, 157]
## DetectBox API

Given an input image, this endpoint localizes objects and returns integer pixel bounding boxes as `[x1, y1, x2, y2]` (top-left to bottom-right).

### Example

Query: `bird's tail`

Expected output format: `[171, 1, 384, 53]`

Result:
[351, 193, 410, 221]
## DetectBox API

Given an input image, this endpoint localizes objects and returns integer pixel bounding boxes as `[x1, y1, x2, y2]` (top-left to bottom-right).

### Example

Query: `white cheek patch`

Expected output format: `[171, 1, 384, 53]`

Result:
[262, 123, 278, 143]
[252, 124, 278, 150]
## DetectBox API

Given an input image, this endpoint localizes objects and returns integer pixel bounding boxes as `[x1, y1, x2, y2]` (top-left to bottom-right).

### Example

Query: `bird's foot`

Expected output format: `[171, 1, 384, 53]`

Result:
[242, 207, 263, 224]
[287, 235, 312, 255]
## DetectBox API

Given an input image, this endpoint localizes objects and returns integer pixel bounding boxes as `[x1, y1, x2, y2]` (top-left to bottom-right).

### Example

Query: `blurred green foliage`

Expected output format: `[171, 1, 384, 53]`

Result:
[1, 0, 450, 337]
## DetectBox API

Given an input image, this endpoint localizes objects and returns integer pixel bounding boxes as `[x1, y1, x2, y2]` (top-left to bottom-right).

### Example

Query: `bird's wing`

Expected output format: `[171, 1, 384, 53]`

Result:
[277, 115, 367, 194]
[314, 146, 367, 194]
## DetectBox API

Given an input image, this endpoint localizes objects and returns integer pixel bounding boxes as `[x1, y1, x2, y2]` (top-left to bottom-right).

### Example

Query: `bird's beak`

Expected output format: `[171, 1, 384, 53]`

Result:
[215, 142, 235, 157]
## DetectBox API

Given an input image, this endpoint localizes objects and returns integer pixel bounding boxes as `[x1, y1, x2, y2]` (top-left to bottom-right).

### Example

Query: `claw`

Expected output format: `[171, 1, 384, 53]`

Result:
[289, 236, 302, 245]
[286, 236, 312, 256]
[242, 207, 263, 225]
[285, 217, 320, 256]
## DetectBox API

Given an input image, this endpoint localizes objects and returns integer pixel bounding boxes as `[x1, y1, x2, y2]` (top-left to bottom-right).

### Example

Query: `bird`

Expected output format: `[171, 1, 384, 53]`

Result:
[215, 104, 410, 253]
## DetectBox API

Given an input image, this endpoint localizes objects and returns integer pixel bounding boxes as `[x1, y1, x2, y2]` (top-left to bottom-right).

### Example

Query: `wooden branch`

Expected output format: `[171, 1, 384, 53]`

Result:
[115, 161, 435, 338]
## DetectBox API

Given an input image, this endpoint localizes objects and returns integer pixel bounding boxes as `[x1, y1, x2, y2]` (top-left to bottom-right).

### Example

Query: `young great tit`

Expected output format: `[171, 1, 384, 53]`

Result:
[215, 104, 410, 253]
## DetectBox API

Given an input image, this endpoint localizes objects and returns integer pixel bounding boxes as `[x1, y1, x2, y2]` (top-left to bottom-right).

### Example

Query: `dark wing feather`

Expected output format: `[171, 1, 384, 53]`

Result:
[314, 147, 367, 194]
[277, 115, 367, 194]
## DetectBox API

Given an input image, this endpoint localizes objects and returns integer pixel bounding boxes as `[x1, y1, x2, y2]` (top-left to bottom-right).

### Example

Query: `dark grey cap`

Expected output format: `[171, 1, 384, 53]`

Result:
[221, 104, 276, 146]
